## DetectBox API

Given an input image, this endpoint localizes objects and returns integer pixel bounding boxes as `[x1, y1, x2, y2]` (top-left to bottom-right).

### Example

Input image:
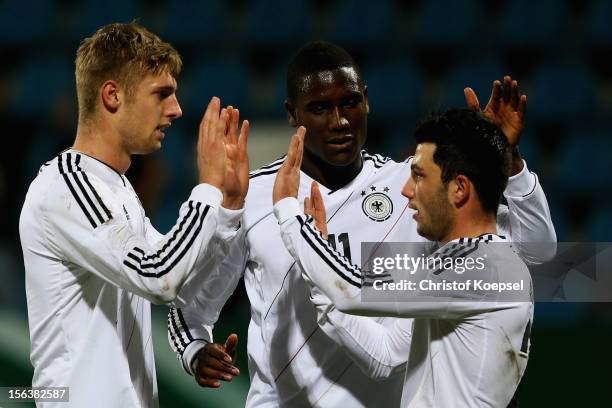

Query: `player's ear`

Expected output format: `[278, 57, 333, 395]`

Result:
[363, 85, 369, 114]
[101, 80, 120, 113]
[285, 99, 299, 128]
[451, 175, 470, 208]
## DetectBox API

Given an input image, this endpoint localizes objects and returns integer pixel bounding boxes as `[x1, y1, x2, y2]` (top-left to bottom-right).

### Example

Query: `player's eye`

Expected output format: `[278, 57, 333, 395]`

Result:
[344, 97, 361, 108]
[308, 104, 327, 114]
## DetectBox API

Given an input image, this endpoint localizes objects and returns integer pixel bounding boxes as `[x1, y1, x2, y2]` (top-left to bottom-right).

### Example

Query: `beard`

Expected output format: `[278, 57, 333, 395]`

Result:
[416, 185, 454, 242]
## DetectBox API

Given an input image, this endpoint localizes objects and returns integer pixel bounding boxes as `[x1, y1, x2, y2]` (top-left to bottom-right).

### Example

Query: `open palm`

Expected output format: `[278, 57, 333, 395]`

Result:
[464, 75, 527, 148]
[223, 107, 249, 209]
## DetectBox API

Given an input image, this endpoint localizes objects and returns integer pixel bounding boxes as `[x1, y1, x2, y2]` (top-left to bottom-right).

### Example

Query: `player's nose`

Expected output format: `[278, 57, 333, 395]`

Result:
[329, 107, 349, 130]
[402, 177, 415, 199]
[166, 94, 182, 119]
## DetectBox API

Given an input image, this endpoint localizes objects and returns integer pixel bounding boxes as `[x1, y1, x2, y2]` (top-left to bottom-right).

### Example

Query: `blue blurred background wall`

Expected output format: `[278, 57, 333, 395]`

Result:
[0, 0, 611, 406]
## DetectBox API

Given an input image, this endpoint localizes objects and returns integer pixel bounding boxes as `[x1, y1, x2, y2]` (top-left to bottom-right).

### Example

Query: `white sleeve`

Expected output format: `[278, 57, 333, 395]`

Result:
[301, 259, 411, 380]
[44, 171, 227, 305]
[144, 216, 164, 243]
[497, 160, 557, 264]
[314, 294, 411, 380]
[167, 308, 212, 374]
[168, 222, 248, 375]
[275, 198, 510, 319]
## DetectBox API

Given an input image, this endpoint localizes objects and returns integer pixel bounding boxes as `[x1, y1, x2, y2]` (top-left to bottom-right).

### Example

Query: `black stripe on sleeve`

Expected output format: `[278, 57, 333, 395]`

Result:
[300, 217, 362, 280]
[255, 156, 286, 171]
[438, 243, 460, 258]
[126, 201, 198, 267]
[167, 309, 185, 353]
[171, 308, 190, 348]
[127, 252, 141, 263]
[432, 242, 480, 275]
[58, 153, 114, 229]
[58, 155, 98, 229]
[249, 156, 286, 179]
[66, 152, 74, 172]
[68, 153, 111, 223]
[123, 204, 211, 278]
[70, 153, 113, 221]
[176, 308, 195, 342]
[249, 167, 282, 179]
[81, 172, 113, 220]
[446, 242, 473, 258]
[141, 202, 196, 261]
[296, 216, 362, 288]
[452, 242, 480, 260]
[134, 203, 203, 269]
[299, 227, 362, 288]
[70, 172, 106, 225]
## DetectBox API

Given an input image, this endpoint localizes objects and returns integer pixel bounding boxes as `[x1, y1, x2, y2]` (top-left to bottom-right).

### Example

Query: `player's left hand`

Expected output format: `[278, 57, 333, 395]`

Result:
[464, 75, 526, 175]
[193, 333, 240, 388]
[272, 127, 305, 205]
[304, 181, 328, 239]
[222, 106, 250, 210]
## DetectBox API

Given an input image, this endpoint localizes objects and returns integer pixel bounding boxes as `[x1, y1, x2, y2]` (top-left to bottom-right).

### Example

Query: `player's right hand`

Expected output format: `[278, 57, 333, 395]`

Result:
[197, 97, 228, 190]
[193, 333, 240, 388]
[272, 127, 305, 205]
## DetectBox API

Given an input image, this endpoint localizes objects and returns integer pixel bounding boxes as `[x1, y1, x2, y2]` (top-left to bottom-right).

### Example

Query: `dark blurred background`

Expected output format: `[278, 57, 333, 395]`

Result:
[1, 0, 611, 406]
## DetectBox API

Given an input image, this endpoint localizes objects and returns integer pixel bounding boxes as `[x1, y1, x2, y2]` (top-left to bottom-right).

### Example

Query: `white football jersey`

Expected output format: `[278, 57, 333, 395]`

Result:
[20, 149, 240, 408]
[275, 202, 534, 407]
[169, 151, 554, 407]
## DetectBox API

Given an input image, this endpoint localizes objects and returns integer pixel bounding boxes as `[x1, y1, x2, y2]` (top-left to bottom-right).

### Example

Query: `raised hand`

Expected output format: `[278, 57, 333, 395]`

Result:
[193, 333, 240, 388]
[304, 181, 328, 239]
[464, 75, 526, 174]
[272, 127, 306, 205]
[198, 97, 228, 190]
[222, 106, 250, 209]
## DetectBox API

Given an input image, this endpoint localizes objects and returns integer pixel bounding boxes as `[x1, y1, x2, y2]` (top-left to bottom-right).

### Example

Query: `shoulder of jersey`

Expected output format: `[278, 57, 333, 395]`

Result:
[362, 151, 394, 169]
[37, 154, 59, 176]
[363, 151, 413, 177]
[244, 156, 286, 210]
[363, 151, 415, 168]
[29, 155, 61, 195]
[35, 151, 76, 183]
[248, 155, 286, 183]
[434, 234, 507, 260]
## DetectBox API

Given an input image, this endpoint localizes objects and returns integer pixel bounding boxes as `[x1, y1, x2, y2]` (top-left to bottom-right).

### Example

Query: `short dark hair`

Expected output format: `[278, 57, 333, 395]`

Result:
[414, 108, 511, 214]
[286, 40, 363, 100]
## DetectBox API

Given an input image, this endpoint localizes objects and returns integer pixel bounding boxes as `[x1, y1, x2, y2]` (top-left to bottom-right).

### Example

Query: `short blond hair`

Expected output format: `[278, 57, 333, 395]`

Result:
[75, 22, 182, 121]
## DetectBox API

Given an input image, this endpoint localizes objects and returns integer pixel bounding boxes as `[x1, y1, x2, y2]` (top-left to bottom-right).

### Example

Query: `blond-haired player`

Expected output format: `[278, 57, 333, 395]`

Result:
[19, 22, 248, 407]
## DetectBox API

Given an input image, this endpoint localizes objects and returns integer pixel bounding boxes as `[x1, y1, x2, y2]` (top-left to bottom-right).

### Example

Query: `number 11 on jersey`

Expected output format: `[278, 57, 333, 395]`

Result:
[327, 233, 352, 263]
